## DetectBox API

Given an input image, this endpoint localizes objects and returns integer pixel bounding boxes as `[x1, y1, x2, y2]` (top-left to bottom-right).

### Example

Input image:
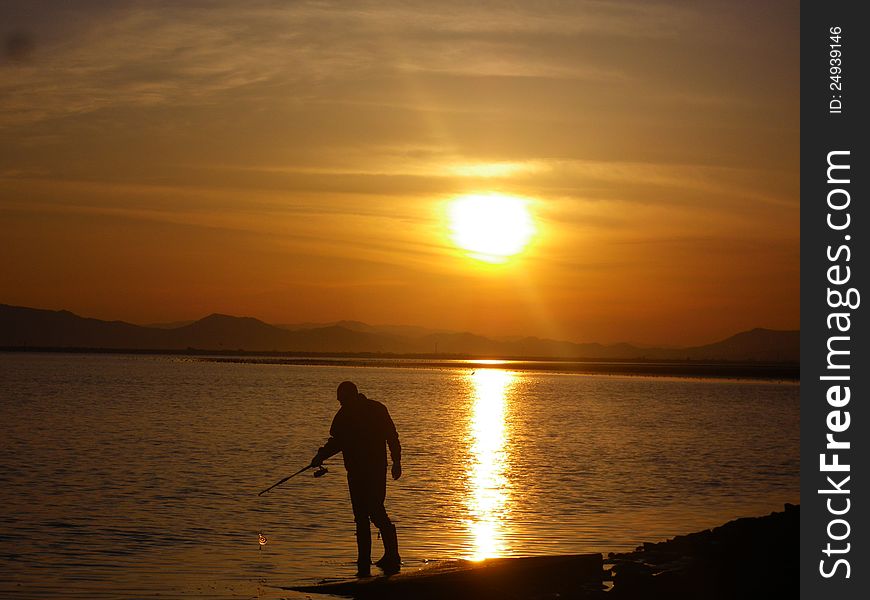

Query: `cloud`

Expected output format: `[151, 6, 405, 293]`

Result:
[0, 0, 800, 341]
[0, 0, 771, 127]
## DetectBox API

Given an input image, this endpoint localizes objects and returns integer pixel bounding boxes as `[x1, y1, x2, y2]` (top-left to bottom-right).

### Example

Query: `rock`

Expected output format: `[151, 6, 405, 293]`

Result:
[608, 506, 798, 599]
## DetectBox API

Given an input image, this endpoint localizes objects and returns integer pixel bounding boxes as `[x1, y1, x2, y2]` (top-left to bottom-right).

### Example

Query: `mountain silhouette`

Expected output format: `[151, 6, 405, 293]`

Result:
[0, 304, 798, 362]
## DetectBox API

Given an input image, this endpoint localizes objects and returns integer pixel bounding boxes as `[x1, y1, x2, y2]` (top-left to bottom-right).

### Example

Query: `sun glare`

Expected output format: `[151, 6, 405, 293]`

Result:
[448, 194, 536, 264]
[466, 369, 514, 561]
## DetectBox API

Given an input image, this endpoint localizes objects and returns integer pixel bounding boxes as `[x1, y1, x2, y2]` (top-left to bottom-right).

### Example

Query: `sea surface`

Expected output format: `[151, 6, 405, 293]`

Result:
[0, 353, 799, 599]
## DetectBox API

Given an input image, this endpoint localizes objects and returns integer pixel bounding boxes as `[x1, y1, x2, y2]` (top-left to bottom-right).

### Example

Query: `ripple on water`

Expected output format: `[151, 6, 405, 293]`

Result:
[0, 353, 798, 598]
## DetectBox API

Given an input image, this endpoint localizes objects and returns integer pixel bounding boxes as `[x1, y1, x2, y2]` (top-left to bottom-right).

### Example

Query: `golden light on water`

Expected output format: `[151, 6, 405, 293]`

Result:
[448, 194, 536, 264]
[465, 369, 514, 561]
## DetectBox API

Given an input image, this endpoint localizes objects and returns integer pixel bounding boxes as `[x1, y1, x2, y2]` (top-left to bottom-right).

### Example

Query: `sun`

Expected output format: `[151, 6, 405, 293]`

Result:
[447, 194, 536, 264]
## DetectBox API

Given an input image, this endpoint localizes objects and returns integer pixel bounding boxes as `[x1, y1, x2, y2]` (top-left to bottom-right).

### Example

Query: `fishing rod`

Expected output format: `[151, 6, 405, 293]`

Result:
[258, 463, 328, 496]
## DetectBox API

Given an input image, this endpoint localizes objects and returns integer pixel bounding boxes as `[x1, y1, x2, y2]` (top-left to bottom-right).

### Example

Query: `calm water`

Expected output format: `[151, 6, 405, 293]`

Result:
[0, 353, 799, 599]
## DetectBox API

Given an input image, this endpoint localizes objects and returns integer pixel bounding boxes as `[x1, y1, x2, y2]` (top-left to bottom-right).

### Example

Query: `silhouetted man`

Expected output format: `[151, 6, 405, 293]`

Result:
[310, 381, 402, 576]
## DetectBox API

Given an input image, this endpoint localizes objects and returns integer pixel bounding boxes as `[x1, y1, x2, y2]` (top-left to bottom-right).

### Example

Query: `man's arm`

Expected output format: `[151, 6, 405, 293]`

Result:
[383, 405, 402, 479]
[310, 410, 344, 466]
[311, 437, 341, 466]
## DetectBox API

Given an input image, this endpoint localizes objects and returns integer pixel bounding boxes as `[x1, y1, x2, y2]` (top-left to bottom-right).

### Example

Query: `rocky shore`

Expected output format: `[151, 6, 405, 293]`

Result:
[287, 504, 799, 599]
[607, 503, 799, 599]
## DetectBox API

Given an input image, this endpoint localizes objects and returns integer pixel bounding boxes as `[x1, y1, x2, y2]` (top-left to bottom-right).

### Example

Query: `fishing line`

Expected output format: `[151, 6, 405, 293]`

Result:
[256, 464, 329, 549]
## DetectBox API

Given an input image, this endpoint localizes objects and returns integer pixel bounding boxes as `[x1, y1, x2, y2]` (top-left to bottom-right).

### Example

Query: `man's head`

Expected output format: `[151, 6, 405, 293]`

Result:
[337, 380, 359, 405]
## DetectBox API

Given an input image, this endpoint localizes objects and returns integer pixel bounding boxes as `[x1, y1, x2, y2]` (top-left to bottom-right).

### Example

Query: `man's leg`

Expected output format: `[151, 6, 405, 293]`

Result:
[368, 468, 400, 572]
[347, 473, 372, 577]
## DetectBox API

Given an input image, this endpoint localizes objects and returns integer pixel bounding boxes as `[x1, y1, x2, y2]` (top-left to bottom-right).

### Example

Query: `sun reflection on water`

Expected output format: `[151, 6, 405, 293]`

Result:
[465, 369, 514, 561]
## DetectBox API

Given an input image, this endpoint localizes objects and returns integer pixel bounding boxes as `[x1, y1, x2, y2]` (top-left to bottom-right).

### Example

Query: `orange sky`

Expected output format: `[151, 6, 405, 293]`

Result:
[0, 1, 799, 346]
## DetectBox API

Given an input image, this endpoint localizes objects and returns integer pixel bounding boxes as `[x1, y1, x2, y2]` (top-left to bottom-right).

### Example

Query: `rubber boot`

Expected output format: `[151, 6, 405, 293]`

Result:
[355, 523, 372, 577]
[375, 523, 401, 573]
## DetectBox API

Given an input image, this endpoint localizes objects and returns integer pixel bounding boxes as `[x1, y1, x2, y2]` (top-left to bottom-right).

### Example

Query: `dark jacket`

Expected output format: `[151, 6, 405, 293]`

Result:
[317, 394, 401, 474]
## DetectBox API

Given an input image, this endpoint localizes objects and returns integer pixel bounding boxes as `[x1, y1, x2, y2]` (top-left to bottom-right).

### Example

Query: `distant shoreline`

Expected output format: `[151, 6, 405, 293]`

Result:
[0, 346, 800, 380]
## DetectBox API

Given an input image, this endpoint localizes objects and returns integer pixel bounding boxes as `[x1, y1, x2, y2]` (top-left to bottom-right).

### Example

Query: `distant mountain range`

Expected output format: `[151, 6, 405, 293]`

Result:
[0, 304, 799, 362]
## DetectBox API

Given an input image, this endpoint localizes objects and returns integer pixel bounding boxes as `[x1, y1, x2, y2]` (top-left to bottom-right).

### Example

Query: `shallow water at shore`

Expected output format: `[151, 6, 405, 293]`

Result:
[0, 353, 799, 598]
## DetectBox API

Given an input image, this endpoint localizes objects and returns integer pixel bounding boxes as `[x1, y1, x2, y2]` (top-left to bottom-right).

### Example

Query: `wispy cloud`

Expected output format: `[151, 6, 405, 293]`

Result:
[0, 0, 799, 343]
[0, 0, 764, 127]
